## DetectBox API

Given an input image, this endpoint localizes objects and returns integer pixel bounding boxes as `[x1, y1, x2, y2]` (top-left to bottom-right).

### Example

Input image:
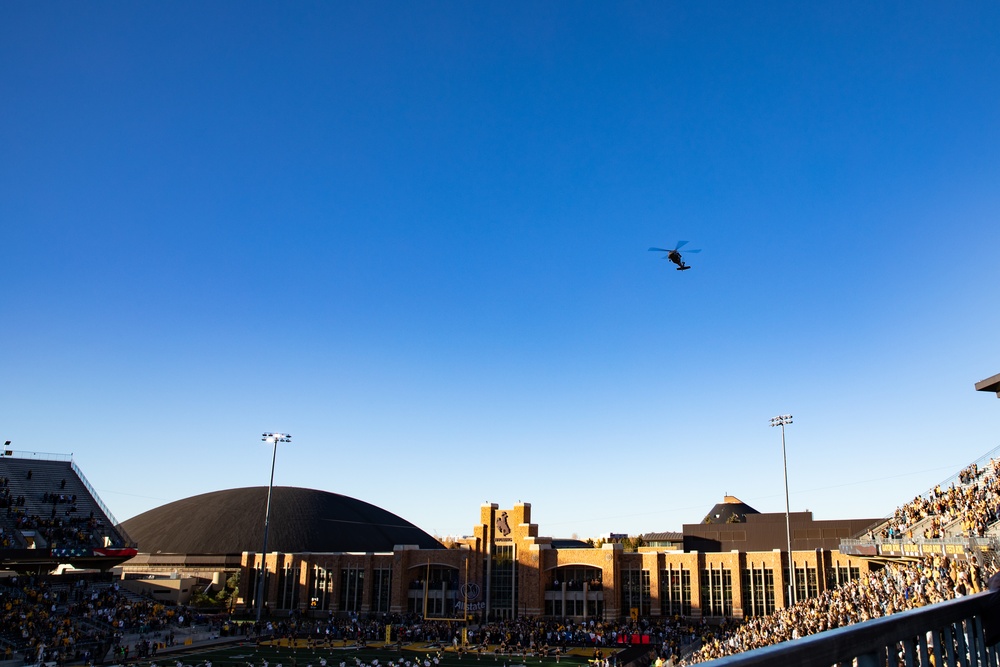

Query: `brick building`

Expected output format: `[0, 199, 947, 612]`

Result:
[234, 500, 878, 622]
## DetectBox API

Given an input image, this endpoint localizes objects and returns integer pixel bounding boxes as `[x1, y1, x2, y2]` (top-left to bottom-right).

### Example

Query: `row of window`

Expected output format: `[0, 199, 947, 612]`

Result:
[621, 564, 860, 619]
[309, 565, 393, 613]
[255, 561, 860, 618]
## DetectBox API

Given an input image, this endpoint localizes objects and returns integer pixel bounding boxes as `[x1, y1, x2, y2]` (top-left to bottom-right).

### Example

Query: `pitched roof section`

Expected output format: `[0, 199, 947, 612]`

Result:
[701, 495, 760, 525]
[550, 538, 593, 549]
[642, 531, 684, 541]
[122, 486, 443, 555]
[975, 372, 1000, 397]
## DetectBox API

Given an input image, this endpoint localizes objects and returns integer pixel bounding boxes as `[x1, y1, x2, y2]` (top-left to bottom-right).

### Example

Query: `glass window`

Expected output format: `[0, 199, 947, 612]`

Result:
[413, 565, 461, 619]
[826, 564, 861, 588]
[340, 566, 365, 612]
[552, 566, 603, 590]
[700, 566, 733, 617]
[246, 562, 261, 611]
[490, 545, 518, 619]
[660, 566, 691, 616]
[277, 564, 300, 610]
[740, 565, 775, 617]
[310, 565, 333, 610]
[372, 568, 392, 614]
[785, 565, 819, 601]
[620, 568, 651, 617]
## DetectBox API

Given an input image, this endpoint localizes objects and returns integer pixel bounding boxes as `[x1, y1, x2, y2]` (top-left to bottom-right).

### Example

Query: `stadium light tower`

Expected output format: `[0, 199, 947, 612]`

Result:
[770, 414, 795, 606]
[256, 432, 291, 623]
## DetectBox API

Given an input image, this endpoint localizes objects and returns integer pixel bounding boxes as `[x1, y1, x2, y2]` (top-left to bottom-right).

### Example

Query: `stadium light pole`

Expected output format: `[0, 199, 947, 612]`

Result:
[770, 414, 795, 607]
[256, 432, 291, 623]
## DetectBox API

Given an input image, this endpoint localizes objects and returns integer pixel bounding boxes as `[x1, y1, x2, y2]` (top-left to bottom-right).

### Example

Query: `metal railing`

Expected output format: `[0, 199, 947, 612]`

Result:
[856, 443, 1000, 539]
[839, 536, 1000, 562]
[0, 450, 136, 548]
[700, 590, 1000, 667]
[70, 459, 136, 548]
[0, 449, 73, 462]
[841, 523, 1000, 578]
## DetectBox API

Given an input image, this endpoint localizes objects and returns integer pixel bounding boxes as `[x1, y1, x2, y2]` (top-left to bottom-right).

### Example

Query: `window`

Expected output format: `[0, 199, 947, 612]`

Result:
[340, 565, 365, 612]
[372, 568, 392, 614]
[246, 561, 262, 610]
[620, 568, 650, 617]
[490, 545, 518, 619]
[700, 565, 733, 617]
[277, 563, 300, 610]
[416, 565, 461, 618]
[309, 565, 334, 610]
[586, 597, 604, 619]
[801, 566, 818, 599]
[551, 566, 602, 590]
[545, 566, 604, 619]
[826, 564, 860, 589]
[740, 564, 775, 617]
[784, 564, 819, 601]
[660, 565, 691, 616]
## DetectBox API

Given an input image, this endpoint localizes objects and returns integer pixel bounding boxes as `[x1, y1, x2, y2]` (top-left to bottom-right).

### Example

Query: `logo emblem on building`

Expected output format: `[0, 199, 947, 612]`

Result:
[496, 511, 511, 536]
[460, 582, 481, 600]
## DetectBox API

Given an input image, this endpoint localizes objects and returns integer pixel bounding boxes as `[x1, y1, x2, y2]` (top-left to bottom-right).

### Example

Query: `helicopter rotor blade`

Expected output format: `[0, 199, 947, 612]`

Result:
[673, 240, 689, 251]
[685, 249, 702, 253]
[648, 247, 672, 252]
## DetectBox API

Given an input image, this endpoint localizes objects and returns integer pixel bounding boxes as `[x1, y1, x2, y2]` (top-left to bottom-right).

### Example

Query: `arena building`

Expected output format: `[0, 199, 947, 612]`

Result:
[119, 486, 442, 604]
[210, 499, 877, 622]
[0, 458, 882, 621]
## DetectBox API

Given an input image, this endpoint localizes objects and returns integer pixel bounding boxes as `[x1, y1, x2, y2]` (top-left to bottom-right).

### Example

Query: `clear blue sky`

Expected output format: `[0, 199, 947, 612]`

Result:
[3, 2, 999, 540]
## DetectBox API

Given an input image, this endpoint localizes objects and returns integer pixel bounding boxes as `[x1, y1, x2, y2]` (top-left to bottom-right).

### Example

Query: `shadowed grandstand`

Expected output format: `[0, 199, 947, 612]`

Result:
[0, 451, 136, 572]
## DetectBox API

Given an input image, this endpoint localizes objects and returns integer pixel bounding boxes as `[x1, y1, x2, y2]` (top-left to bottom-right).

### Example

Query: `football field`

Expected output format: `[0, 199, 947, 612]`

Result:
[141, 640, 616, 667]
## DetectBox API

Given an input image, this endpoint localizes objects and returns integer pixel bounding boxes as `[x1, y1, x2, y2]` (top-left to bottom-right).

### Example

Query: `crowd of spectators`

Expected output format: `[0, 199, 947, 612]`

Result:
[876, 457, 1000, 540]
[0, 489, 26, 510]
[0, 576, 188, 665]
[678, 456, 1000, 664]
[681, 553, 985, 664]
[0, 552, 988, 667]
[464, 616, 700, 660]
[248, 613, 470, 646]
[7, 511, 104, 549]
[5, 455, 1000, 666]
[0, 470, 121, 551]
[243, 611, 703, 665]
[43, 491, 79, 505]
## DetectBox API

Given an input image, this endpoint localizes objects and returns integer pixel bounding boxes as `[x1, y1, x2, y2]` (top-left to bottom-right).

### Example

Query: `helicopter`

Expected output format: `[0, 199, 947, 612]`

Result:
[648, 241, 701, 270]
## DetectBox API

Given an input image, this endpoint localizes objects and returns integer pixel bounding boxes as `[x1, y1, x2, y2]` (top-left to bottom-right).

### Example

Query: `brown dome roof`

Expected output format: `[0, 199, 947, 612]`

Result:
[122, 486, 443, 554]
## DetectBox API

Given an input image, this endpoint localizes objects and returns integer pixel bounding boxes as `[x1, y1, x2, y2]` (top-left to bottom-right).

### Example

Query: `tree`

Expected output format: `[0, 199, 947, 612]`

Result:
[190, 572, 240, 610]
[434, 535, 461, 549]
[621, 536, 646, 552]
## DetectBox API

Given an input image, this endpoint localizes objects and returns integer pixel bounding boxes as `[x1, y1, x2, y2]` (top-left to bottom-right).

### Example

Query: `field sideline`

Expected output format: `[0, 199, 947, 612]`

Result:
[136, 640, 621, 667]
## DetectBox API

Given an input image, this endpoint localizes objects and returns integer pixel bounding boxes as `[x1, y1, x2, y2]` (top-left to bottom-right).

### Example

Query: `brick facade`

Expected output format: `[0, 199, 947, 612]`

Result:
[236, 501, 875, 621]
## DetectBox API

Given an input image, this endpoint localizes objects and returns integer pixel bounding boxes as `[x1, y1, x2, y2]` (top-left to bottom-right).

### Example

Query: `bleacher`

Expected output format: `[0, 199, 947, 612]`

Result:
[0, 452, 136, 572]
[840, 444, 1000, 568]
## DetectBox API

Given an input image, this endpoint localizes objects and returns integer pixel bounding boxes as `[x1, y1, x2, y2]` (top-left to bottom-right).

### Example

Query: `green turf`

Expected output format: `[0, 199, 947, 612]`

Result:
[139, 641, 616, 667]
